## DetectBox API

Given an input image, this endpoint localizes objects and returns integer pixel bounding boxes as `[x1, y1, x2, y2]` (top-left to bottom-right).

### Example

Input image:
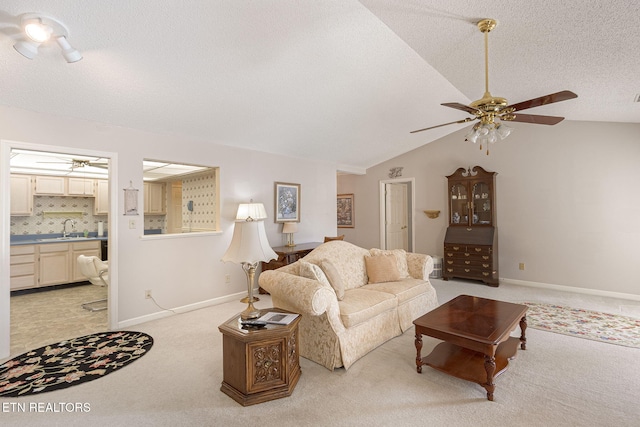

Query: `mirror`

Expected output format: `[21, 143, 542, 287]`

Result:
[143, 159, 220, 235]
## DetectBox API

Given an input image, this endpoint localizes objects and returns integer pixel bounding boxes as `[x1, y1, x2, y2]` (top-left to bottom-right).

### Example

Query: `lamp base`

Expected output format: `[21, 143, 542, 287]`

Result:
[240, 295, 260, 303]
[240, 302, 262, 320]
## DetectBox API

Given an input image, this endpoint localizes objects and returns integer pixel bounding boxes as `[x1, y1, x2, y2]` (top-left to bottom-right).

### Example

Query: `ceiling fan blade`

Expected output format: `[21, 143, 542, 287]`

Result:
[441, 103, 479, 115]
[504, 113, 565, 125]
[410, 117, 473, 134]
[508, 90, 578, 112]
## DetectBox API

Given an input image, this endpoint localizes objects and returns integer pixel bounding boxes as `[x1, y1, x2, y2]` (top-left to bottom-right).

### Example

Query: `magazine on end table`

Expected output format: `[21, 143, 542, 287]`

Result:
[258, 312, 299, 325]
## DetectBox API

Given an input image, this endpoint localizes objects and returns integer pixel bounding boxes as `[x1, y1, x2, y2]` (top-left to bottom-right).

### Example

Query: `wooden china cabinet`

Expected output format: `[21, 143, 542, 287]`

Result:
[443, 166, 499, 286]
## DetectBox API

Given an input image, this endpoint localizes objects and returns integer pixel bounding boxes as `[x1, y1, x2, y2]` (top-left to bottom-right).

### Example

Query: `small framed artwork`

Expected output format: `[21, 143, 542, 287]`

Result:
[337, 193, 354, 228]
[275, 182, 300, 223]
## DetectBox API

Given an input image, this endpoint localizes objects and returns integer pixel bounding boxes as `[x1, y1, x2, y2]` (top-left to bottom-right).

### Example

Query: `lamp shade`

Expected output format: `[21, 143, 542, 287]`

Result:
[221, 220, 277, 265]
[282, 222, 298, 234]
[235, 203, 268, 221]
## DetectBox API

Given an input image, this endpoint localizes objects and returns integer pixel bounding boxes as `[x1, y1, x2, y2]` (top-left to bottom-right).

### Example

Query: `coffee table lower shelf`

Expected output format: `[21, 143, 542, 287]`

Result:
[419, 336, 520, 393]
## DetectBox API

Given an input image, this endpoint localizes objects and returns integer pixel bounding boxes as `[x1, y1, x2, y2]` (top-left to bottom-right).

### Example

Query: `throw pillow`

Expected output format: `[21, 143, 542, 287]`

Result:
[369, 248, 410, 278]
[319, 260, 345, 301]
[365, 254, 401, 284]
[298, 261, 331, 288]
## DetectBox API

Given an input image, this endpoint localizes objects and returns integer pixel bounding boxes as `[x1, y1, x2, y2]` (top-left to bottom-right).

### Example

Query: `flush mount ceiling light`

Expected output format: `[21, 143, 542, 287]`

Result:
[13, 13, 82, 63]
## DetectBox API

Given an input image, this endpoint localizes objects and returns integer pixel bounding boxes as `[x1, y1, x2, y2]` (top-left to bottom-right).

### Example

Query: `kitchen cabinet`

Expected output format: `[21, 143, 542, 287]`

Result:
[34, 175, 66, 195]
[144, 182, 166, 214]
[68, 177, 95, 196]
[39, 243, 71, 286]
[71, 240, 102, 282]
[10, 245, 37, 290]
[10, 174, 33, 216]
[94, 179, 109, 215]
[443, 166, 499, 286]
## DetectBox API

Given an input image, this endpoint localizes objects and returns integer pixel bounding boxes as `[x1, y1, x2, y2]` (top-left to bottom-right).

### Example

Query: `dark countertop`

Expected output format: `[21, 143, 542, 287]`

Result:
[10, 233, 108, 246]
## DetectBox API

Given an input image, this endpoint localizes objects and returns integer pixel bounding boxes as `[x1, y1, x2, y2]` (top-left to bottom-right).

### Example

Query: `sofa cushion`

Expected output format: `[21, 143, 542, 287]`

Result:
[364, 254, 401, 283]
[303, 241, 369, 290]
[299, 261, 331, 288]
[362, 278, 430, 304]
[338, 288, 398, 328]
[319, 260, 345, 301]
[369, 248, 410, 279]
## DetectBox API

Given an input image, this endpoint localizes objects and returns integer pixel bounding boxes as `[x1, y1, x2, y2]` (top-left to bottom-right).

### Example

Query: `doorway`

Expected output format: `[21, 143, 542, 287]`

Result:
[379, 178, 415, 252]
[1, 140, 118, 359]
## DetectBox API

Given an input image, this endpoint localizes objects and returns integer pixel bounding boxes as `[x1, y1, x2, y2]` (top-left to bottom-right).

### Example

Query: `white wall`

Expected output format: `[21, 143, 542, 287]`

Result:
[1, 106, 338, 327]
[338, 120, 640, 297]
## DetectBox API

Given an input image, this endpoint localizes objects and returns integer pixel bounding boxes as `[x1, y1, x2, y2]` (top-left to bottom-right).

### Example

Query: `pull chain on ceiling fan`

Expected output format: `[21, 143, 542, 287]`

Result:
[410, 18, 578, 155]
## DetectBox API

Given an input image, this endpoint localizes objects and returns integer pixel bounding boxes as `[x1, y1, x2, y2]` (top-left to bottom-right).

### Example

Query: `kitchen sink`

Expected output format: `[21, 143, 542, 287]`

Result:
[37, 237, 92, 242]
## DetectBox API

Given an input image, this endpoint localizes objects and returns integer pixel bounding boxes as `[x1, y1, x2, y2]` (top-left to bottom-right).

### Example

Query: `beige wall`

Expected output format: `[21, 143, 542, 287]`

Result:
[338, 120, 640, 297]
[1, 106, 338, 329]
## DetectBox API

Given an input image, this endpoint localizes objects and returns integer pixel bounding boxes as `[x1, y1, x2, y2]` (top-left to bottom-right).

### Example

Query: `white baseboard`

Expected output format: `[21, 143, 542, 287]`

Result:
[117, 290, 248, 329]
[501, 278, 640, 302]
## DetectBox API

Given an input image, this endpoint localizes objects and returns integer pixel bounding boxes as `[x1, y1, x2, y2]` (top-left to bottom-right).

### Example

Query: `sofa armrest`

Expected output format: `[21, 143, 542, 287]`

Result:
[406, 253, 434, 280]
[258, 270, 335, 317]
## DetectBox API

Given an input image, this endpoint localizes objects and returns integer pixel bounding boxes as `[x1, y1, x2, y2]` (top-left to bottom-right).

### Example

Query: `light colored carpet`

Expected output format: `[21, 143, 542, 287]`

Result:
[2, 279, 639, 426]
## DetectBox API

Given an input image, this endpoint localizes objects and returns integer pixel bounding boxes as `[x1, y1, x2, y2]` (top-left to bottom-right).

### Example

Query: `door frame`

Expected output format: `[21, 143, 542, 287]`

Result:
[0, 139, 119, 359]
[379, 177, 415, 252]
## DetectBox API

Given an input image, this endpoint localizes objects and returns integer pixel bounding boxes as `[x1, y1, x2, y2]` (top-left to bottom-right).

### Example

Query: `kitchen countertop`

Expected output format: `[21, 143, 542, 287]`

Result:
[10, 233, 108, 246]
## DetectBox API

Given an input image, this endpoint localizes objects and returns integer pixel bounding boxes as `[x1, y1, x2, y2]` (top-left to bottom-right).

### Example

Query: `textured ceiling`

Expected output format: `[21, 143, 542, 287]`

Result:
[0, 1, 638, 172]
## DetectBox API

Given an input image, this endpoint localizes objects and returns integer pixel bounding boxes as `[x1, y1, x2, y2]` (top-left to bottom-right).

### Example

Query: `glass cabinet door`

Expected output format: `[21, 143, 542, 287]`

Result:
[472, 182, 491, 225]
[450, 183, 468, 225]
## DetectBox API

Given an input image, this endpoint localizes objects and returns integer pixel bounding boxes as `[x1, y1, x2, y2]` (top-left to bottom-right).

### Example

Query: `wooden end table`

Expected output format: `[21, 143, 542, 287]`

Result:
[218, 308, 301, 406]
[413, 295, 527, 401]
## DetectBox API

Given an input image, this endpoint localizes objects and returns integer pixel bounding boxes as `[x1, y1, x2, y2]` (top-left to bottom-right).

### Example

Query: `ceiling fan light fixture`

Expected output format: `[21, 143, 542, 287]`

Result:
[495, 123, 513, 139]
[56, 36, 83, 63]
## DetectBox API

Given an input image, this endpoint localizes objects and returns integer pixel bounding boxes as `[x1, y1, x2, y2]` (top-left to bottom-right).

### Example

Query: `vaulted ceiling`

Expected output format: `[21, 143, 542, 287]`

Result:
[0, 1, 638, 172]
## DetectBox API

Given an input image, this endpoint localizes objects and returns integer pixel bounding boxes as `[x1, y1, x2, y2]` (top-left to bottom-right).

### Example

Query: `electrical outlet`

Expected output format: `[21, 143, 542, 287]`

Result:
[225, 274, 231, 284]
[145, 289, 152, 299]
[519, 263, 525, 271]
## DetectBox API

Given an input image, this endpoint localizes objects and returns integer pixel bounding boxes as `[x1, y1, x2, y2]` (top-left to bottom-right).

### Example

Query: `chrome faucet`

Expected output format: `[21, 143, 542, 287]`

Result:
[63, 219, 76, 238]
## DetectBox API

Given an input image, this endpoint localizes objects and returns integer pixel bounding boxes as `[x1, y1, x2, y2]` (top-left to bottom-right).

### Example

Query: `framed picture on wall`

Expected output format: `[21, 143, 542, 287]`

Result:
[337, 193, 354, 228]
[275, 182, 300, 223]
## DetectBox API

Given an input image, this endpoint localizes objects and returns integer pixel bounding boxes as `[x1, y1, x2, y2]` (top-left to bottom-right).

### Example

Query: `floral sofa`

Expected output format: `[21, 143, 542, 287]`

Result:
[258, 240, 438, 370]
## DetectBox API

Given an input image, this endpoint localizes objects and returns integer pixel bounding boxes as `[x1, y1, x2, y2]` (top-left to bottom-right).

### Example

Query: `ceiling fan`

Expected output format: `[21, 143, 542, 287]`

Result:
[410, 18, 577, 154]
[37, 157, 109, 170]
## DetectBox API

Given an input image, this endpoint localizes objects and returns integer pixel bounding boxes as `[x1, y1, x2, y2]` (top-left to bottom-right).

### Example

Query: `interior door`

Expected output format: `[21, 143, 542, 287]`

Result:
[385, 183, 408, 250]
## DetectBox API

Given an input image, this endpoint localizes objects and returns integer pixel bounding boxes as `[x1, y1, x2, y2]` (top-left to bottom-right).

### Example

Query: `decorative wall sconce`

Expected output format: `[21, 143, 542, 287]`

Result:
[423, 210, 440, 219]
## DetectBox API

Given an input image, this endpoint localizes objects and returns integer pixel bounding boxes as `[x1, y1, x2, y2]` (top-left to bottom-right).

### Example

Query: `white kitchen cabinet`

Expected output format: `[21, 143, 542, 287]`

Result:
[144, 182, 166, 214]
[10, 245, 37, 290]
[10, 174, 33, 216]
[71, 240, 102, 282]
[94, 179, 109, 215]
[34, 176, 66, 195]
[68, 177, 95, 196]
[38, 243, 71, 286]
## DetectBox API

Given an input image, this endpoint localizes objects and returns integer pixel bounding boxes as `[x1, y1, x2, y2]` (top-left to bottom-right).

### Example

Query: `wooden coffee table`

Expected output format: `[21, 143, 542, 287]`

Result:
[413, 295, 527, 401]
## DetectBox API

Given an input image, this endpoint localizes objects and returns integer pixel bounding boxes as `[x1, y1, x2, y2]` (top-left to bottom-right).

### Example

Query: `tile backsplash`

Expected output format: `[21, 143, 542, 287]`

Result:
[10, 196, 108, 235]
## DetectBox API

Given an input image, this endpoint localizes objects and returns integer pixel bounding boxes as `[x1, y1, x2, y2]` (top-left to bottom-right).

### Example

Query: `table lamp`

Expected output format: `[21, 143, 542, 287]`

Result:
[222, 204, 277, 320]
[282, 222, 298, 247]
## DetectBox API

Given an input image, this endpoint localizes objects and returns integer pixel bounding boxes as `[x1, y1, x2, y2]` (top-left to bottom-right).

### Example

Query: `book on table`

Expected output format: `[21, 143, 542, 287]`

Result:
[258, 312, 299, 325]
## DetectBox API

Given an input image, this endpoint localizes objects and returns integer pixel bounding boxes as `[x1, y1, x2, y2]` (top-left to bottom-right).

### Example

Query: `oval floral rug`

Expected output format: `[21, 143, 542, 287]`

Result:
[0, 331, 153, 397]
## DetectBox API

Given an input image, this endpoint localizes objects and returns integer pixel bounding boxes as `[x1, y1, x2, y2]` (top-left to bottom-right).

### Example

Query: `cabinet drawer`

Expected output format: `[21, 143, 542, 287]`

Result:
[11, 275, 36, 290]
[72, 240, 101, 251]
[39, 243, 70, 253]
[11, 245, 35, 256]
[10, 254, 35, 264]
[11, 263, 35, 277]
